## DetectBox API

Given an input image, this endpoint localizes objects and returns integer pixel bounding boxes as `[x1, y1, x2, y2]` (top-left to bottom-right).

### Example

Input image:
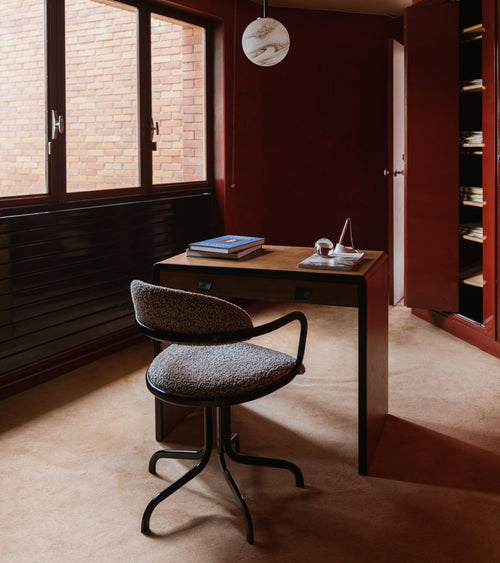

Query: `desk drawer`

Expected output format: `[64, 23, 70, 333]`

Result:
[158, 270, 358, 307]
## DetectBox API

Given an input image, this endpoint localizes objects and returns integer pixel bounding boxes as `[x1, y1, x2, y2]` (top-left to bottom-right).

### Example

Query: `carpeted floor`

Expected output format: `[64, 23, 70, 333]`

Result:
[2, 302, 500, 562]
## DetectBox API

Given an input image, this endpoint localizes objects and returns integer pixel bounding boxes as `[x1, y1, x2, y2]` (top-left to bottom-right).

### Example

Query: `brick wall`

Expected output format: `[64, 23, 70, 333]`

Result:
[151, 13, 206, 184]
[1, 0, 45, 195]
[0, 0, 206, 198]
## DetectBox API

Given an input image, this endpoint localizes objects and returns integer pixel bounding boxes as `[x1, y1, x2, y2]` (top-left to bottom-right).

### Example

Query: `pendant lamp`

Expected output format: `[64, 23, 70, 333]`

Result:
[242, 0, 290, 67]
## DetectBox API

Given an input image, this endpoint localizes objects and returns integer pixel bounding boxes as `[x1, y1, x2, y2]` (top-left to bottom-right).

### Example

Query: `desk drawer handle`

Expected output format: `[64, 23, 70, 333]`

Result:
[294, 287, 312, 300]
[196, 279, 213, 291]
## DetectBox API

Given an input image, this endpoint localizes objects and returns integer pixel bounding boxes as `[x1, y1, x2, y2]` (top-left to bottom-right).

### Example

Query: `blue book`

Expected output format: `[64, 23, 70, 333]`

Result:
[188, 235, 265, 254]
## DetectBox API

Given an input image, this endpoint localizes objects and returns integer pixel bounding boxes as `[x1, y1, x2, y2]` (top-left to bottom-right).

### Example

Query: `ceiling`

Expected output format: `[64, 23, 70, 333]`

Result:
[261, 0, 412, 17]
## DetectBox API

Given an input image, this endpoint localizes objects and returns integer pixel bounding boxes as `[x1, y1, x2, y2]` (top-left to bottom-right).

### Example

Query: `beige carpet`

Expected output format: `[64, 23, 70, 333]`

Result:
[2, 302, 500, 562]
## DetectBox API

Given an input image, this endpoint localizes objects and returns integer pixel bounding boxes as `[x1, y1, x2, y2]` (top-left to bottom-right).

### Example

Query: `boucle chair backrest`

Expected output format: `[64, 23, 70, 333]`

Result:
[130, 280, 253, 335]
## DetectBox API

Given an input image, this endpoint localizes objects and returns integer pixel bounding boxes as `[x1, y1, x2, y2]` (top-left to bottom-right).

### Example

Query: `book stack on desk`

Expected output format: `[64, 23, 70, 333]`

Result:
[187, 235, 265, 259]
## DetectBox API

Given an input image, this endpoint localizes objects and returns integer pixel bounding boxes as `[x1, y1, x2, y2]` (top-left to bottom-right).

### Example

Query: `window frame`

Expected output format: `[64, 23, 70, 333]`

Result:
[0, 0, 214, 213]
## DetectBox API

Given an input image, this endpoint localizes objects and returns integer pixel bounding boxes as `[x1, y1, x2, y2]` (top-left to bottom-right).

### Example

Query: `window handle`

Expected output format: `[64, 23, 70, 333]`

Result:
[151, 118, 159, 140]
[51, 110, 64, 140]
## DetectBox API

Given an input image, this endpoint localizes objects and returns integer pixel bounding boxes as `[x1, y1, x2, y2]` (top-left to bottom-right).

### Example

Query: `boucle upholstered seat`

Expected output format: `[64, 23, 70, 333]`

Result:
[147, 342, 300, 404]
[130, 280, 308, 544]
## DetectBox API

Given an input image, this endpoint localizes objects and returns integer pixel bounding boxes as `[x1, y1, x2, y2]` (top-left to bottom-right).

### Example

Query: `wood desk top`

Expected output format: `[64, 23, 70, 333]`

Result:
[157, 245, 386, 279]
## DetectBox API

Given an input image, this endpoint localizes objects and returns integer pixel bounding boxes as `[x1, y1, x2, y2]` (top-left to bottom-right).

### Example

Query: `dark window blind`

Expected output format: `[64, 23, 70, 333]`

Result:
[0, 194, 211, 388]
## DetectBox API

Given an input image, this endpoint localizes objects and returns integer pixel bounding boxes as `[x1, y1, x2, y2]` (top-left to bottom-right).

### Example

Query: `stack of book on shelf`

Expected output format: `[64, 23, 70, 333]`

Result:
[298, 251, 365, 271]
[459, 223, 484, 241]
[187, 235, 265, 259]
[460, 78, 483, 92]
[460, 130, 484, 147]
[460, 185, 483, 204]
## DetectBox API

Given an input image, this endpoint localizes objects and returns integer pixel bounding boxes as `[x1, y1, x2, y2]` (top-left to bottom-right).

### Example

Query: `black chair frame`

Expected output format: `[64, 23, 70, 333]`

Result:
[138, 310, 307, 544]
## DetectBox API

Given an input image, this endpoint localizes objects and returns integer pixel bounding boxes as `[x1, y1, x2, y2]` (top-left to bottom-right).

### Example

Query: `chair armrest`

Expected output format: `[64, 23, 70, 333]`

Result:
[136, 311, 308, 370]
[244, 311, 308, 371]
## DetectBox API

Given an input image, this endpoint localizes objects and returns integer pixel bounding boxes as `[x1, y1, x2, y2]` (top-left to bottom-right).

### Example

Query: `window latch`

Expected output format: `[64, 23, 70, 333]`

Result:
[150, 118, 159, 140]
[51, 109, 64, 140]
[48, 110, 64, 155]
[150, 118, 159, 151]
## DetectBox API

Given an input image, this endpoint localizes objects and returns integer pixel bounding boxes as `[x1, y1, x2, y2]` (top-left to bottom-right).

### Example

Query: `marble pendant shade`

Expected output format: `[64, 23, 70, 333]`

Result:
[242, 1, 290, 66]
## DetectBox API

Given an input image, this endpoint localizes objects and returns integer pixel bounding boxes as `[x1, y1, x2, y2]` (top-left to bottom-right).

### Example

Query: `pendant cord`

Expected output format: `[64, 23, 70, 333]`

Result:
[231, 0, 237, 189]
[263, 0, 267, 18]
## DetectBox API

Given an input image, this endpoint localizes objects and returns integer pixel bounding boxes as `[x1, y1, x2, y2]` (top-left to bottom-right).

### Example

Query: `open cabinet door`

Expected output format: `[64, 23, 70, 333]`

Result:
[405, 0, 459, 311]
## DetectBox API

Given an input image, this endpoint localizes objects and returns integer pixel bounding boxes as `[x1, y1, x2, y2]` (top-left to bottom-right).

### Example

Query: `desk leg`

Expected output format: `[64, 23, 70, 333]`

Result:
[358, 255, 388, 474]
[155, 399, 196, 442]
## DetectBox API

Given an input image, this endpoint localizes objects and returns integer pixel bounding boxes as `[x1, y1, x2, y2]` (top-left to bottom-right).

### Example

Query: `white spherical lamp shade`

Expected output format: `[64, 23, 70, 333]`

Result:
[242, 17, 290, 67]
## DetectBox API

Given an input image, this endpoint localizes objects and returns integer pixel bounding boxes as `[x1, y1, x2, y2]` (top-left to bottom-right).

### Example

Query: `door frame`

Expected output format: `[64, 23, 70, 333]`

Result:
[388, 38, 405, 306]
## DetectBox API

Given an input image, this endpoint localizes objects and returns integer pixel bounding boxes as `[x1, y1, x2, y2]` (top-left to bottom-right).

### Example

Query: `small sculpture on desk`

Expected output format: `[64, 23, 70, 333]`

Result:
[314, 218, 357, 258]
[314, 238, 335, 257]
[334, 218, 357, 254]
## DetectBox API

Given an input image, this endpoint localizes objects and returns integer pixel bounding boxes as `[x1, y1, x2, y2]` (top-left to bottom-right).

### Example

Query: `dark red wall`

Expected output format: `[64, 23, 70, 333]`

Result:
[166, 0, 403, 252]
[228, 5, 402, 251]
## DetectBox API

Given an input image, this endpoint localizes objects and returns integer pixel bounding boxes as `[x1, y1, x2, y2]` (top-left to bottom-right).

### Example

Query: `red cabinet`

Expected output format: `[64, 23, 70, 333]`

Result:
[405, 0, 498, 353]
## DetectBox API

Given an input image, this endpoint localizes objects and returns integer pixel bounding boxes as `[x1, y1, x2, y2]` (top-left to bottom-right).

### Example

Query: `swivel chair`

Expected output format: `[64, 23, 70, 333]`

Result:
[130, 280, 307, 544]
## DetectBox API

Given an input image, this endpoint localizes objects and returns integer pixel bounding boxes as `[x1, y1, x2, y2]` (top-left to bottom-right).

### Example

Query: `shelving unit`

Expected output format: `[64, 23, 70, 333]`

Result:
[458, 0, 484, 324]
[406, 0, 499, 356]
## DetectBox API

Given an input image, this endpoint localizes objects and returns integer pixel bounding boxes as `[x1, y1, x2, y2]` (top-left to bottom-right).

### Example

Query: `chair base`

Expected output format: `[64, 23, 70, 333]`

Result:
[141, 405, 304, 544]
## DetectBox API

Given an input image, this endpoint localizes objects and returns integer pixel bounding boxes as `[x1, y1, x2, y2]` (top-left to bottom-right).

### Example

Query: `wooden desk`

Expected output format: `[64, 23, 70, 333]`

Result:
[153, 245, 388, 475]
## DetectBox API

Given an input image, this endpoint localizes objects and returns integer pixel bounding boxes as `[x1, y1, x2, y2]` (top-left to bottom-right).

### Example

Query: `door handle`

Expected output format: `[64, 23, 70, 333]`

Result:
[384, 169, 404, 177]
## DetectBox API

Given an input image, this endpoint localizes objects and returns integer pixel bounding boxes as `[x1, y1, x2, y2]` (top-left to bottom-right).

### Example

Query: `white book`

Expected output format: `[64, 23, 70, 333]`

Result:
[298, 252, 365, 271]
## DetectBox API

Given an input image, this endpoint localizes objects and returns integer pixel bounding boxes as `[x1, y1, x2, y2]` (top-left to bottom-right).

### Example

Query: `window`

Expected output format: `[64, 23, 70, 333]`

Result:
[0, 0, 211, 207]
[65, 0, 139, 192]
[1, 0, 46, 197]
[151, 12, 206, 185]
